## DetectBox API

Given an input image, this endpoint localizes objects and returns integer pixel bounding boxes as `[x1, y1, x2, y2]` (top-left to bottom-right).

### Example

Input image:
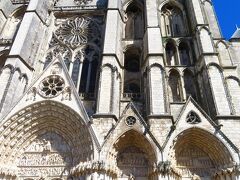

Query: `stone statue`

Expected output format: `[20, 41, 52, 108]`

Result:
[128, 174, 135, 180]
[192, 173, 201, 180]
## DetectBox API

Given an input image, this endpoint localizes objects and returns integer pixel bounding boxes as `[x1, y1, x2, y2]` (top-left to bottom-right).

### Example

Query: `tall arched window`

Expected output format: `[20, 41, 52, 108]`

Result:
[184, 70, 197, 100]
[166, 41, 178, 66]
[179, 42, 191, 66]
[79, 59, 89, 93]
[168, 70, 182, 102]
[88, 57, 99, 93]
[124, 47, 141, 94]
[63, 52, 71, 70]
[72, 57, 81, 87]
[79, 46, 99, 94]
[125, 1, 144, 39]
[161, 3, 187, 37]
[0, 51, 8, 71]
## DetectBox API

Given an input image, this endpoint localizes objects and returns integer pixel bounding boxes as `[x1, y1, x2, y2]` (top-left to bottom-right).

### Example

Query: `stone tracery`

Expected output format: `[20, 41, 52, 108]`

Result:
[55, 17, 91, 49]
[39, 75, 65, 98]
[42, 15, 103, 100]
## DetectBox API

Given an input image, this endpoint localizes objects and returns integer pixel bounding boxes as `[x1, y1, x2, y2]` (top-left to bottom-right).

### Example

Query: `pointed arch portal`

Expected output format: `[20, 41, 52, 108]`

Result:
[108, 130, 157, 180]
[170, 128, 233, 180]
[0, 101, 95, 179]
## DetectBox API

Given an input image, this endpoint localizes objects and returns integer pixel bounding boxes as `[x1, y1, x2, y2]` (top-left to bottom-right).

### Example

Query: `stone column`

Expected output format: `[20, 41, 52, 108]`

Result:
[96, 2, 121, 118]
[180, 72, 187, 101]
[202, 0, 222, 38]
[189, 0, 205, 28]
[0, 65, 13, 113]
[189, 0, 230, 115]
[145, 0, 168, 116]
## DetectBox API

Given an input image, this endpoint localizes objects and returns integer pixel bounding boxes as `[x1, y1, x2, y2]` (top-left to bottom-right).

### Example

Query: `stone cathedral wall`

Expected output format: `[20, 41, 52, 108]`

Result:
[0, 0, 240, 179]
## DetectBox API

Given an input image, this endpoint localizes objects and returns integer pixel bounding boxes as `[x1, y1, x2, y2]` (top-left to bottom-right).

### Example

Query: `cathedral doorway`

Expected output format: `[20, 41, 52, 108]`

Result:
[110, 130, 156, 180]
[170, 128, 233, 180]
[0, 101, 94, 180]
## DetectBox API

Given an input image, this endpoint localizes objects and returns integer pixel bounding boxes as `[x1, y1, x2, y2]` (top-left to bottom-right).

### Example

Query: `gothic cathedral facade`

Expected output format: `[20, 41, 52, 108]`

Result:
[0, 0, 240, 179]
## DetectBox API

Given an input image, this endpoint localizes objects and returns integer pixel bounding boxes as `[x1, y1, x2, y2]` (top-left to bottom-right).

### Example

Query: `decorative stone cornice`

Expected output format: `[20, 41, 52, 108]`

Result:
[0, 39, 13, 45]
[10, 0, 29, 4]
[74, 0, 93, 5]
[149, 162, 181, 177]
[213, 165, 240, 177]
[0, 165, 17, 177]
[71, 161, 119, 177]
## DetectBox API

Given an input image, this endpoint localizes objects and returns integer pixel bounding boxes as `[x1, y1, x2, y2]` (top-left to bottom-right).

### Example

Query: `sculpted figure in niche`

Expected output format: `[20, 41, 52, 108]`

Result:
[43, 139, 51, 152]
[62, 87, 72, 101]
[51, 63, 62, 74]
[26, 87, 37, 101]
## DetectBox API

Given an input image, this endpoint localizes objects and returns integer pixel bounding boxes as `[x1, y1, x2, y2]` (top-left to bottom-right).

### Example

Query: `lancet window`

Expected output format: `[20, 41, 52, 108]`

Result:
[165, 40, 194, 66]
[184, 69, 197, 100]
[179, 42, 191, 66]
[79, 46, 99, 94]
[168, 70, 182, 102]
[123, 47, 141, 99]
[125, 1, 144, 40]
[71, 55, 81, 88]
[161, 3, 187, 37]
[166, 41, 178, 66]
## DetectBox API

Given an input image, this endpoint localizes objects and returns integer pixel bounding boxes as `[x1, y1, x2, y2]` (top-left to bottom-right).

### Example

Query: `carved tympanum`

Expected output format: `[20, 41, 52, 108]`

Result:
[18, 132, 72, 178]
[117, 146, 149, 178]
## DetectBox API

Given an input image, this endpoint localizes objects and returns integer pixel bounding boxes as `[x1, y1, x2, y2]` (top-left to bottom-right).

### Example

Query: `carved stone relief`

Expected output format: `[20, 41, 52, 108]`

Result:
[176, 145, 215, 178]
[74, 0, 93, 5]
[26, 87, 37, 101]
[117, 146, 149, 178]
[18, 132, 72, 178]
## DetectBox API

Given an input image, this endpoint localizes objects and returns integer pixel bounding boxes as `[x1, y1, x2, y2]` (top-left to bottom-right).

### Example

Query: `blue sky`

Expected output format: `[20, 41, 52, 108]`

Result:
[213, 0, 240, 39]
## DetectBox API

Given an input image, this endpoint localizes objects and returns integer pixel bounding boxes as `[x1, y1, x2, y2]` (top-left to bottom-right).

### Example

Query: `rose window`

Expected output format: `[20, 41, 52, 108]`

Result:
[125, 116, 137, 126]
[55, 17, 91, 49]
[186, 111, 201, 124]
[39, 75, 65, 98]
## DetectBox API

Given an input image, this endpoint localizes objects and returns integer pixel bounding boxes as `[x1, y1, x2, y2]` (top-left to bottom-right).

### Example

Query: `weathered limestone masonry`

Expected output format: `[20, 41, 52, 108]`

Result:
[0, 0, 240, 179]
